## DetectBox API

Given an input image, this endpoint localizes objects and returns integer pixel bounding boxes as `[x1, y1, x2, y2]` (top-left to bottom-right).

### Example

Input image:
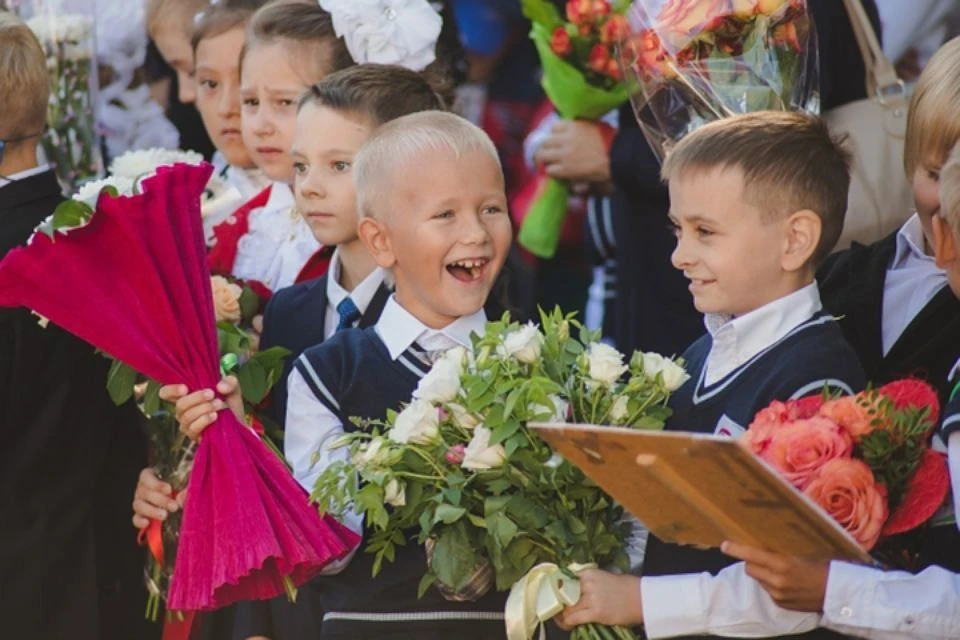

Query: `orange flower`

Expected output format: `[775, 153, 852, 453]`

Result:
[771, 22, 801, 52]
[804, 458, 888, 550]
[592, 0, 611, 18]
[756, 417, 853, 490]
[605, 57, 623, 82]
[566, 0, 592, 25]
[551, 26, 573, 57]
[588, 43, 612, 74]
[656, 0, 731, 50]
[818, 395, 887, 441]
[625, 28, 676, 81]
[600, 14, 630, 44]
[730, 0, 791, 18]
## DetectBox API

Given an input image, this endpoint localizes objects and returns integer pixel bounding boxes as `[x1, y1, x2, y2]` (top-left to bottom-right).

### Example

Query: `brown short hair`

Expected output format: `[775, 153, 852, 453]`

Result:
[146, 0, 209, 38]
[661, 111, 851, 267]
[240, 1, 353, 82]
[298, 64, 449, 128]
[941, 143, 960, 238]
[904, 37, 960, 177]
[191, 0, 267, 51]
[0, 11, 49, 141]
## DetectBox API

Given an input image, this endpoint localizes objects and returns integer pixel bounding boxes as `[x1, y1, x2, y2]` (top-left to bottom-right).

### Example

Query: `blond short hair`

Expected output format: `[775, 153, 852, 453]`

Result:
[354, 111, 501, 219]
[904, 37, 960, 177]
[0, 11, 49, 141]
[940, 143, 960, 238]
[661, 111, 851, 267]
[146, 0, 210, 37]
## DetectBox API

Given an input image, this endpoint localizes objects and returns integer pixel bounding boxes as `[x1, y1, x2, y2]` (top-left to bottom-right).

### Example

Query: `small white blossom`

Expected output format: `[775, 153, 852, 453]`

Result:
[461, 426, 506, 471]
[609, 395, 630, 422]
[72, 176, 136, 208]
[585, 342, 628, 386]
[498, 322, 543, 364]
[384, 478, 407, 507]
[108, 148, 204, 179]
[389, 398, 440, 445]
[641, 353, 690, 392]
[414, 348, 464, 403]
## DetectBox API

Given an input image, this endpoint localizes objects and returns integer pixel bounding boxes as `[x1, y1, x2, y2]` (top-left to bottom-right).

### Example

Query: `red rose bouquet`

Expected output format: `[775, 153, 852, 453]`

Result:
[518, 0, 631, 258]
[741, 380, 949, 552]
[621, 0, 819, 159]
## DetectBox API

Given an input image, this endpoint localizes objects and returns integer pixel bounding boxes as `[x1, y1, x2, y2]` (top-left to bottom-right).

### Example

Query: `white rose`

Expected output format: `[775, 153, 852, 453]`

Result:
[498, 322, 543, 364]
[586, 342, 628, 386]
[461, 426, 506, 471]
[389, 398, 440, 445]
[642, 353, 690, 392]
[609, 395, 630, 422]
[318, 0, 442, 71]
[448, 403, 479, 430]
[384, 478, 407, 507]
[529, 394, 568, 423]
[108, 148, 205, 179]
[413, 352, 463, 403]
[351, 437, 390, 469]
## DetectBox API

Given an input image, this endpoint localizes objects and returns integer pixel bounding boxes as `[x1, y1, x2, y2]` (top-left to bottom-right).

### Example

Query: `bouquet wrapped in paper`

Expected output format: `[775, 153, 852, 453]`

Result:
[621, 0, 819, 159]
[517, 0, 631, 258]
[0, 163, 359, 615]
[742, 380, 949, 558]
[15, 0, 104, 190]
[313, 309, 689, 640]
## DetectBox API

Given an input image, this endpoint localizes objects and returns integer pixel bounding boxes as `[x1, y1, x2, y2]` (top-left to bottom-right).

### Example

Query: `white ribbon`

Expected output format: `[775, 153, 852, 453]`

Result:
[504, 562, 596, 640]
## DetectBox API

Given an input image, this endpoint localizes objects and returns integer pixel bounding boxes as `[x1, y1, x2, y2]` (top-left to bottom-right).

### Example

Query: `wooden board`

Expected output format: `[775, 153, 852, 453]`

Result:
[530, 423, 872, 563]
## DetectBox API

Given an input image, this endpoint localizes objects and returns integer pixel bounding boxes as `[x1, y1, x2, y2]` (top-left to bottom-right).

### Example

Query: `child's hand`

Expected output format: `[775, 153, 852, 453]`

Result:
[555, 570, 643, 629]
[158, 376, 244, 441]
[722, 541, 829, 612]
[131, 468, 183, 529]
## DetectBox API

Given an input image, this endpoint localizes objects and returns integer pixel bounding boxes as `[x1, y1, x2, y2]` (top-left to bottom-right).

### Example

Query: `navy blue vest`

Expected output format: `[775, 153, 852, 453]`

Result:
[643, 312, 865, 640]
[294, 328, 506, 633]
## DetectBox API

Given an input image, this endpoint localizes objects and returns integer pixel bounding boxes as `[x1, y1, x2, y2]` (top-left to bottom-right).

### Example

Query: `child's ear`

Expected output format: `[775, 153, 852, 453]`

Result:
[781, 210, 821, 272]
[932, 213, 959, 268]
[357, 216, 396, 269]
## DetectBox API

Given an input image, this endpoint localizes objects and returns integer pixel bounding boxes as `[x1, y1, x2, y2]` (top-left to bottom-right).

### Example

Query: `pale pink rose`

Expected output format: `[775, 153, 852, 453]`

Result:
[804, 458, 888, 551]
[211, 275, 243, 324]
[757, 417, 853, 489]
[656, 0, 730, 50]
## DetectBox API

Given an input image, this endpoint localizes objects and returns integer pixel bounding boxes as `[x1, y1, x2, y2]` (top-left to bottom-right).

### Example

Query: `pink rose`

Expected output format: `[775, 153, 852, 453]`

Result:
[804, 458, 888, 551]
[445, 444, 466, 465]
[757, 417, 853, 489]
[656, 0, 730, 50]
[211, 275, 243, 324]
[818, 395, 886, 441]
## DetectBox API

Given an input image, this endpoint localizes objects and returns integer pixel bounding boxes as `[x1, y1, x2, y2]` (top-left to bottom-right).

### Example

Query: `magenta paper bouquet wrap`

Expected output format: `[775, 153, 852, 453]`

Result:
[0, 163, 359, 611]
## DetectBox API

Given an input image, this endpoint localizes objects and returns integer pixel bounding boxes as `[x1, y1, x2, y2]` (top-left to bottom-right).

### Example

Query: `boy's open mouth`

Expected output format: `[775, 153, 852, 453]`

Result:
[446, 258, 489, 283]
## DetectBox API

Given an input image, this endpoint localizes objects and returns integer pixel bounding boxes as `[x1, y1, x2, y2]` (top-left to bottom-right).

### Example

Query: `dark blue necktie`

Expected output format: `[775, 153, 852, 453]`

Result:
[335, 297, 361, 332]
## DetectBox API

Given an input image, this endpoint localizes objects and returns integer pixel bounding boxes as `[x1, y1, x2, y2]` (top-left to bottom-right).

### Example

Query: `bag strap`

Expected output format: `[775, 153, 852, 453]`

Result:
[840, 0, 903, 101]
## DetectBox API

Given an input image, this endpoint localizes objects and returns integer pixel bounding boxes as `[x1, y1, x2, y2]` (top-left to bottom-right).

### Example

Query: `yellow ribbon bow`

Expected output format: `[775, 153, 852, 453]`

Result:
[505, 562, 596, 640]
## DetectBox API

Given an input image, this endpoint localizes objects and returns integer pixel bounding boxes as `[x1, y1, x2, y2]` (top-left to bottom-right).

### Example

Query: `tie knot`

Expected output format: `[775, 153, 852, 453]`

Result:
[335, 297, 361, 332]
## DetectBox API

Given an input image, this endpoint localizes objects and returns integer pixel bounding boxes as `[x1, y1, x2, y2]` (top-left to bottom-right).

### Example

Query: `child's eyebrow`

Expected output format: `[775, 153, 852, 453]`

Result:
[263, 86, 303, 98]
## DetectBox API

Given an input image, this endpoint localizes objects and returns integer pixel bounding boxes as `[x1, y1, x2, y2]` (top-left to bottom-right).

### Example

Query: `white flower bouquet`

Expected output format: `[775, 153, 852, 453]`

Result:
[20, 2, 103, 190]
[313, 309, 688, 640]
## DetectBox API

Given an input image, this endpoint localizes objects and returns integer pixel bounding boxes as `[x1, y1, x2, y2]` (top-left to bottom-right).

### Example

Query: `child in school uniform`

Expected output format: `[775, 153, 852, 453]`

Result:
[818, 37, 960, 407]
[554, 111, 865, 640]
[717, 140, 960, 640]
[172, 111, 514, 639]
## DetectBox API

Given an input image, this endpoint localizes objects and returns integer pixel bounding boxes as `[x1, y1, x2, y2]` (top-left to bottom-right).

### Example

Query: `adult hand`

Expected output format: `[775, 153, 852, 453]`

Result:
[535, 120, 612, 184]
[722, 541, 829, 612]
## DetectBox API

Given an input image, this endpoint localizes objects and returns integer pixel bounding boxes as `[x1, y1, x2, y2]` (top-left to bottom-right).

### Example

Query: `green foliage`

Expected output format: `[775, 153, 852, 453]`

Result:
[106, 359, 137, 405]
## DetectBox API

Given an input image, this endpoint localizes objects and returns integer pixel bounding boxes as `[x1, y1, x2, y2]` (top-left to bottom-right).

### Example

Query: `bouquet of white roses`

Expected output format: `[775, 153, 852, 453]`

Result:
[313, 309, 688, 640]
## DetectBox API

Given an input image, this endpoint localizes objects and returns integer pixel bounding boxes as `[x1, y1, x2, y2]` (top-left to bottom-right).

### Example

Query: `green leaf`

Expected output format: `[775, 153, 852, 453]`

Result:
[141, 380, 164, 417]
[49, 199, 93, 235]
[238, 285, 260, 324]
[417, 571, 437, 599]
[488, 512, 519, 548]
[434, 504, 467, 525]
[217, 322, 250, 354]
[431, 523, 481, 591]
[106, 359, 137, 405]
[237, 358, 269, 404]
[521, 0, 562, 29]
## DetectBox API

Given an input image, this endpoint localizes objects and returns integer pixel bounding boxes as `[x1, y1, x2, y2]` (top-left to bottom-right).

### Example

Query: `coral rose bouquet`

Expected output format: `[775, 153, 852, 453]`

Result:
[517, 0, 631, 259]
[741, 380, 949, 556]
[313, 309, 688, 640]
[621, 0, 819, 158]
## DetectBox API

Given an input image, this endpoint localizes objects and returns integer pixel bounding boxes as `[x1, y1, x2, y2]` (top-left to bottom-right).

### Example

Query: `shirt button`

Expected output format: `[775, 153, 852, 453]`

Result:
[840, 607, 853, 618]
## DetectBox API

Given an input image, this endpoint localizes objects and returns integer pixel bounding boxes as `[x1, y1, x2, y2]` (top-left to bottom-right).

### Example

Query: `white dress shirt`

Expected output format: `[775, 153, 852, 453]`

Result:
[881, 215, 949, 355]
[702, 282, 823, 385]
[322, 250, 388, 341]
[201, 164, 270, 246]
[0, 164, 51, 186]
[232, 182, 320, 290]
[284, 296, 486, 573]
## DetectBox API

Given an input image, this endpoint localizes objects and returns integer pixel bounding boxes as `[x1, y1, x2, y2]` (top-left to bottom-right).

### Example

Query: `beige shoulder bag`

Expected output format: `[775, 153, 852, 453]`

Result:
[825, 0, 913, 251]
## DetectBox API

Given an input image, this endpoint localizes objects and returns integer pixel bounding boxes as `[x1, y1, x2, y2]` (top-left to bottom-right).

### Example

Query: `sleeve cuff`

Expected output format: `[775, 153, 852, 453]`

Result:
[641, 574, 709, 639]
[822, 561, 886, 632]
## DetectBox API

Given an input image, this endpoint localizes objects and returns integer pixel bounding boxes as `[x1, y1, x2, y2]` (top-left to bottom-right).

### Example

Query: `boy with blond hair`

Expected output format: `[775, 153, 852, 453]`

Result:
[0, 11, 149, 640]
[556, 111, 865, 639]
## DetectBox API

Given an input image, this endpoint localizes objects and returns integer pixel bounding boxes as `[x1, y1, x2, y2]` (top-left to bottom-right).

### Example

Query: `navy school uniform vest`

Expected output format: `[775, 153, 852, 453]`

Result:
[642, 311, 866, 640]
[294, 328, 507, 637]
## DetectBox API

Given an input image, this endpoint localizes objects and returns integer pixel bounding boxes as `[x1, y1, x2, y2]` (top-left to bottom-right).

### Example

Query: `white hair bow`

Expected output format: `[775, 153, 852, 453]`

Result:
[318, 0, 442, 71]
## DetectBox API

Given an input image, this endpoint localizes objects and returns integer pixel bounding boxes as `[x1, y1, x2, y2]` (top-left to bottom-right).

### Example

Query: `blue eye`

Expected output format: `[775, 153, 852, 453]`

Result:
[332, 161, 350, 172]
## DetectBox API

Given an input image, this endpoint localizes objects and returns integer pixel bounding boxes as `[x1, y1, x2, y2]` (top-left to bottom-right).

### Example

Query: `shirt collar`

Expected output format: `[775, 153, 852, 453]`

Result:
[376, 295, 487, 360]
[264, 181, 294, 211]
[0, 164, 50, 186]
[705, 282, 823, 367]
[325, 248, 388, 314]
[892, 214, 934, 269]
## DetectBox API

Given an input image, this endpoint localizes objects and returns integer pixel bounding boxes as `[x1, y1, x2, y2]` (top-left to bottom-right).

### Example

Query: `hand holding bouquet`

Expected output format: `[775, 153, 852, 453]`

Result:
[621, 0, 819, 159]
[313, 309, 688, 640]
[742, 380, 948, 554]
[518, 0, 631, 258]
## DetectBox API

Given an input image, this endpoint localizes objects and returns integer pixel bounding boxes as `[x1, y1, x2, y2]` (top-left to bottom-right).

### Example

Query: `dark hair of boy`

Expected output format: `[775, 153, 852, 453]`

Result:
[661, 111, 852, 268]
[190, 0, 268, 51]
